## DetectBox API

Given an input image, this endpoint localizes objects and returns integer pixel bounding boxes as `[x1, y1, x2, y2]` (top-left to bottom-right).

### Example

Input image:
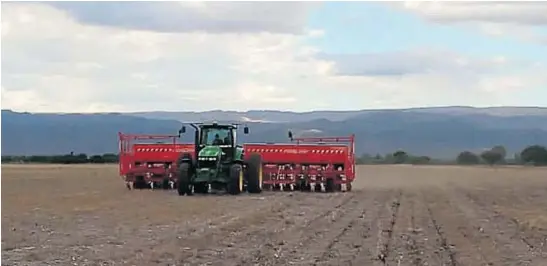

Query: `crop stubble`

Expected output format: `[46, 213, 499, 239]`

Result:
[2, 164, 547, 266]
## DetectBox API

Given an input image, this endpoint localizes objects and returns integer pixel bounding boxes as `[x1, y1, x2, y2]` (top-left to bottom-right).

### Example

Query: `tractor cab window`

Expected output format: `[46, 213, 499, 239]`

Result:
[201, 127, 232, 146]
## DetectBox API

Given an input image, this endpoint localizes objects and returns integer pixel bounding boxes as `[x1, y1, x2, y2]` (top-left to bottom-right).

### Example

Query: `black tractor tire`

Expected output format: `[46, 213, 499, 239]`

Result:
[177, 163, 193, 196]
[245, 153, 263, 194]
[176, 152, 193, 168]
[325, 178, 335, 193]
[227, 164, 244, 195]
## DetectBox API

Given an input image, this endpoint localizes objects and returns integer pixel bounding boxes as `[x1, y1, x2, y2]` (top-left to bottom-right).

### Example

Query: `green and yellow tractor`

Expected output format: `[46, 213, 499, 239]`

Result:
[176, 122, 263, 196]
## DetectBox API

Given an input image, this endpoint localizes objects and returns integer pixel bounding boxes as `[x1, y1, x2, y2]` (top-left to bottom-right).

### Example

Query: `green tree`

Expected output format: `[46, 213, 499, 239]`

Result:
[457, 151, 480, 165]
[49, 153, 88, 164]
[89, 155, 105, 163]
[480, 150, 504, 165]
[102, 153, 119, 163]
[28, 155, 51, 163]
[357, 153, 373, 164]
[1, 156, 14, 163]
[520, 145, 547, 166]
[392, 150, 408, 164]
[491, 145, 507, 161]
[409, 155, 431, 165]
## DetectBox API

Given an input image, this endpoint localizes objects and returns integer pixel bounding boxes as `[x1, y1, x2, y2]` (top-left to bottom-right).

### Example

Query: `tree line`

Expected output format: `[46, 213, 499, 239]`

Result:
[2, 144, 547, 166]
[454, 145, 547, 166]
[1, 152, 119, 164]
[356, 144, 547, 166]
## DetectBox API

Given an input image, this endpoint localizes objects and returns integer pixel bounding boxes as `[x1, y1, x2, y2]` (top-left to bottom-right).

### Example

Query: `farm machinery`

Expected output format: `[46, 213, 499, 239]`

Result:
[118, 124, 355, 194]
[118, 132, 193, 190]
[246, 132, 355, 192]
[175, 122, 263, 196]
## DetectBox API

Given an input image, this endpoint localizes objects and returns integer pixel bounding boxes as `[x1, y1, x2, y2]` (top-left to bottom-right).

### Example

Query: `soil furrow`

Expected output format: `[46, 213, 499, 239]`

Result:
[422, 193, 459, 266]
[181, 193, 357, 266]
[387, 191, 421, 266]
[424, 189, 516, 266]
[456, 188, 547, 265]
[266, 193, 359, 265]
[173, 193, 309, 265]
[306, 193, 378, 265]
[314, 189, 396, 266]
[178, 193, 296, 238]
[4, 165, 547, 266]
[111, 193, 299, 265]
[375, 190, 402, 265]
[349, 189, 401, 266]
[408, 191, 446, 266]
[491, 185, 547, 260]
[280, 197, 365, 265]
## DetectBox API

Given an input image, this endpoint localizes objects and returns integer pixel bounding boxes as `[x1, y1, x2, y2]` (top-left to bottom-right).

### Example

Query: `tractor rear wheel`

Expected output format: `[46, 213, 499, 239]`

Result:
[227, 164, 243, 195]
[245, 153, 263, 194]
[177, 162, 193, 196]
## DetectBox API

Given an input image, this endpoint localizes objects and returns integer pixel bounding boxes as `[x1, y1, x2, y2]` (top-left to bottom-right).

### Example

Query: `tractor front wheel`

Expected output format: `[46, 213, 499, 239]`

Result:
[227, 164, 244, 195]
[177, 163, 193, 196]
[245, 153, 263, 194]
[177, 152, 193, 168]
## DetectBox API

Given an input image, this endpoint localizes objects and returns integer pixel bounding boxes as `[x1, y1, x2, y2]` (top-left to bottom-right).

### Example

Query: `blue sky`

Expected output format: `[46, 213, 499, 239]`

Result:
[1, 1, 546, 112]
[308, 2, 547, 60]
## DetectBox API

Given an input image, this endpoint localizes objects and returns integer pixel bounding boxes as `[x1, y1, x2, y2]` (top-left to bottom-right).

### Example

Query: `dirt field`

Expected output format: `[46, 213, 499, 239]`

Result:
[2, 164, 547, 266]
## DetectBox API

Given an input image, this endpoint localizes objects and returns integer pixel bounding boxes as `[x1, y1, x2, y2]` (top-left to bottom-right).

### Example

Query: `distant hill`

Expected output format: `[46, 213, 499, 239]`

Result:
[2, 107, 547, 159]
[126, 106, 547, 123]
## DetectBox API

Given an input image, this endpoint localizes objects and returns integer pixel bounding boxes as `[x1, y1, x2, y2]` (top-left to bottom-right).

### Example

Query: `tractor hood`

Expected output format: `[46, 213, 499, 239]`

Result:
[198, 145, 223, 157]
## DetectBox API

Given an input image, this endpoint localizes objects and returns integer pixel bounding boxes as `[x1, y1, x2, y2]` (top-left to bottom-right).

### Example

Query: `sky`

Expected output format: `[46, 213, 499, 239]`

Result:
[1, 1, 547, 113]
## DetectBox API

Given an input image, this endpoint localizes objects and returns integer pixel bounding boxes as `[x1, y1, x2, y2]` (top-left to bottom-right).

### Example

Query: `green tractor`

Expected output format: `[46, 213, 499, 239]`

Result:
[176, 122, 263, 196]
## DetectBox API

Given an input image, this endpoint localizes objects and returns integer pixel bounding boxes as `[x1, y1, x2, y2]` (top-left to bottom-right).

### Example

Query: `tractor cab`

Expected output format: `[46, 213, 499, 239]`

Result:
[198, 124, 238, 162]
[178, 122, 248, 168]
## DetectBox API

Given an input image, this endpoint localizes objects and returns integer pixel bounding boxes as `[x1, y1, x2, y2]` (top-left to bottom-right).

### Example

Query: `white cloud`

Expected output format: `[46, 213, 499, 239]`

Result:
[43, 1, 319, 34]
[394, 1, 547, 45]
[397, 2, 547, 25]
[1, 2, 546, 113]
[319, 49, 520, 76]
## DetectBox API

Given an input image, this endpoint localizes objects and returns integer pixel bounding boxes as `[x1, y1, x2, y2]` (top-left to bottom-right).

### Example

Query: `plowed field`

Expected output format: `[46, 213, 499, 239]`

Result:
[2, 164, 547, 266]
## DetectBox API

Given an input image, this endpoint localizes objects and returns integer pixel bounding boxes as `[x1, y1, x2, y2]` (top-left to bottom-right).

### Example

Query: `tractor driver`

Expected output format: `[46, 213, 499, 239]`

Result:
[212, 134, 224, 145]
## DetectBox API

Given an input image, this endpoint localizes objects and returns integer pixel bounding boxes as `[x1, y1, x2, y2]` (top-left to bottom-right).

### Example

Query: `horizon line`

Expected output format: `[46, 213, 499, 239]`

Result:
[2, 105, 547, 115]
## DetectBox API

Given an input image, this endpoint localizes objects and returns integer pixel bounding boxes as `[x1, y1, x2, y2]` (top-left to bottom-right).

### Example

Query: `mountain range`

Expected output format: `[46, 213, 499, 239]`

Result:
[2, 106, 547, 159]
